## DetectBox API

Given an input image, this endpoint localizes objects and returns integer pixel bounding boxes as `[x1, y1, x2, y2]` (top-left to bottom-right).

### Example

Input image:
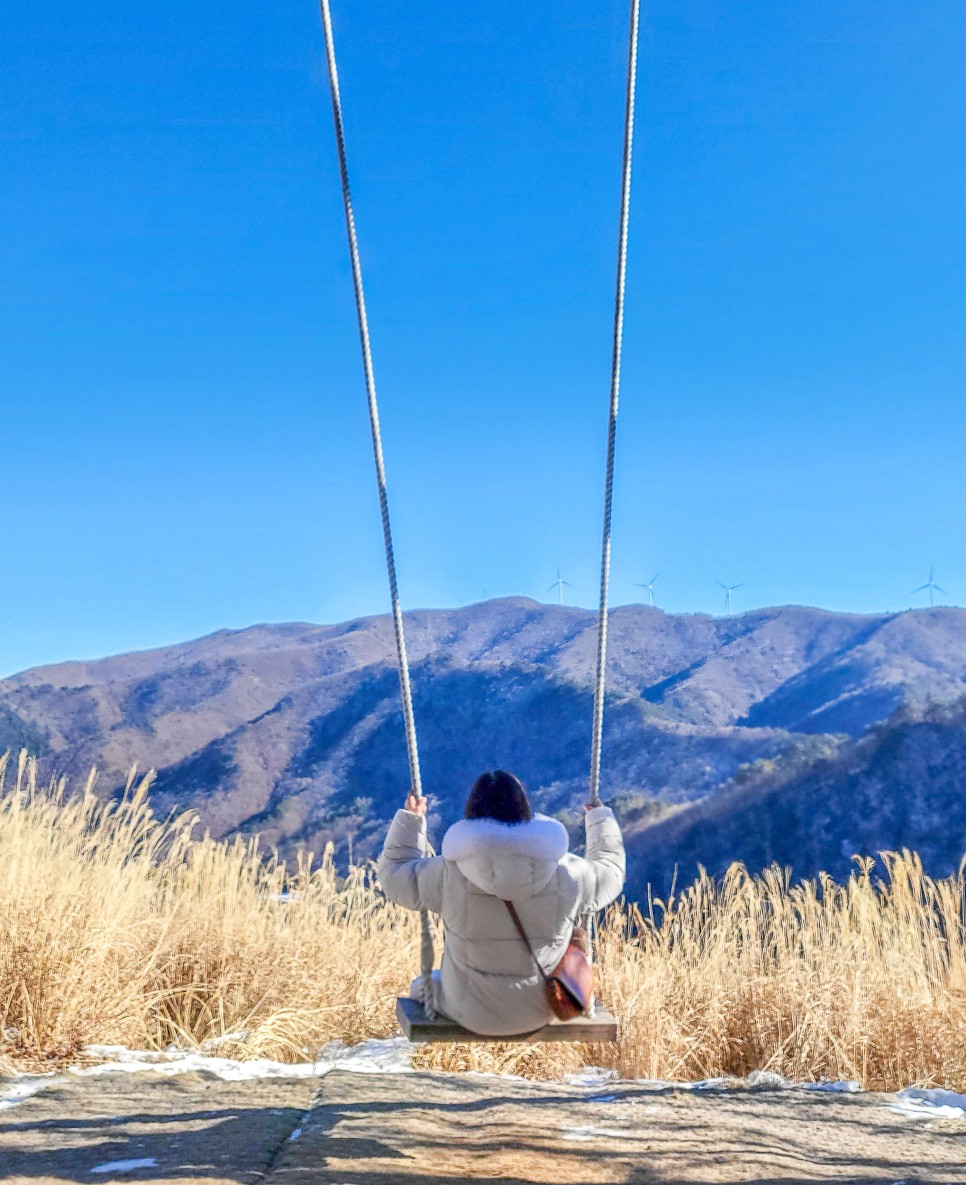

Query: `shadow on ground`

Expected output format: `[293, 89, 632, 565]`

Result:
[2, 1069, 965, 1184]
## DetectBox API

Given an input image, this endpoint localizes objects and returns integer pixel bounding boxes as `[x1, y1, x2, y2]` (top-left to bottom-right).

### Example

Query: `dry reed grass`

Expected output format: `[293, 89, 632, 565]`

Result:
[1, 750, 965, 1089]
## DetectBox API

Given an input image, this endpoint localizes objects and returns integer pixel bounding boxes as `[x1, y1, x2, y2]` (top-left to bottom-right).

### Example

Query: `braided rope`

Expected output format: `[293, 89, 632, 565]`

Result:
[589, 0, 640, 809]
[320, 0, 638, 1014]
[318, 0, 435, 1016]
[582, 910, 598, 1017]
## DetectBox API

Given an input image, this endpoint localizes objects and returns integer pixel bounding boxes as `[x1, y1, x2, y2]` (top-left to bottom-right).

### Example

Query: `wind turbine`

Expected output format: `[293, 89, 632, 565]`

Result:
[548, 567, 573, 606]
[633, 573, 659, 607]
[717, 579, 745, 616]
[913, 565, 947, 608]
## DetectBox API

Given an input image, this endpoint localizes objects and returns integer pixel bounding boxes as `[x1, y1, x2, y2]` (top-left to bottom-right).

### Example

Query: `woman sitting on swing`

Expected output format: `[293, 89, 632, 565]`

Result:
[379, 770, 625, 1037]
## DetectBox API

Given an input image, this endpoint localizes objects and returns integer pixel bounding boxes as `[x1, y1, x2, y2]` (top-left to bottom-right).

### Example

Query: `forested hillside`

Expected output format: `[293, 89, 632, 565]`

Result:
[2, 598, 964, 882]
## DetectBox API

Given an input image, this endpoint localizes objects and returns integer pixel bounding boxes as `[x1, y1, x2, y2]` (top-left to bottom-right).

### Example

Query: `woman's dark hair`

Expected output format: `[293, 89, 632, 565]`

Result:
[464, 770, 533, 824]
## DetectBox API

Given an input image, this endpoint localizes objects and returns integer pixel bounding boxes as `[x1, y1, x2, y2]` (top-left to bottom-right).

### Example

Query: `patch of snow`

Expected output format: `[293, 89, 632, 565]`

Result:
[567, 1066, 728, 1092]
[631, 1076, 728, 1091]
[72, 1051, 327, 1081]
[319, 1036, 415, 1074]
[69, 1037, 415, 1083]
[746, 1070, 789, 1088]
[0, 1075, 62, 1113]
[83, 1045, 159, 1061]
[891, 1087, 966, 1121]
[621, 1073, 859, 1094]
[201, 1031, 251, 1050]
[90, 1159, 157, 1174]
[561, 1125, 636, 1141]
[564, 1067, 618, 1088]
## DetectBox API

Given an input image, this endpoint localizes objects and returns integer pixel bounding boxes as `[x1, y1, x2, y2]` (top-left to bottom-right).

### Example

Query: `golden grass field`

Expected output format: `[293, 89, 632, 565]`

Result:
[1, 749, 965, 1089]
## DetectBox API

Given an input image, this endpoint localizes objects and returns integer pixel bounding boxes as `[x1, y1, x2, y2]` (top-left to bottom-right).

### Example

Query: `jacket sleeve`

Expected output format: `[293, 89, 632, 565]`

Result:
[377, 808, 445, 915]
[572, 805, 626, 912]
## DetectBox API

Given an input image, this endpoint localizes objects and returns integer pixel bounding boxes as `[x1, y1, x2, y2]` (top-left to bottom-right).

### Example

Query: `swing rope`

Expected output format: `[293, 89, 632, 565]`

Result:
[589, 0, 640, 809]
[318, 0, 436, 1015]
[319, 0, 639, 1020]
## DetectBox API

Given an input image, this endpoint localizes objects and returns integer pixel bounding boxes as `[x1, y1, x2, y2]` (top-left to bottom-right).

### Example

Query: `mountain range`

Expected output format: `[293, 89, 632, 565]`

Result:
[2, 597, 965, 892]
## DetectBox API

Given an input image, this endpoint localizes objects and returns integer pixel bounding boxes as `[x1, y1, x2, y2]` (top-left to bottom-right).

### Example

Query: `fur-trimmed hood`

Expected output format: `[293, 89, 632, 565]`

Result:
[441, 814, 569, 898]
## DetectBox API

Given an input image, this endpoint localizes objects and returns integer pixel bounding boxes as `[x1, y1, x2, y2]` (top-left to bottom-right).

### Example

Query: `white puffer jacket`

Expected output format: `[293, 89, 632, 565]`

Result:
[378, 806, 626, 1036]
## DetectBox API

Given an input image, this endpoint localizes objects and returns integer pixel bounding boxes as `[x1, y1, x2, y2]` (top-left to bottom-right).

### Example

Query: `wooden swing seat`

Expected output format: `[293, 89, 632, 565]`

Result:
[396, 996, 619, 1044]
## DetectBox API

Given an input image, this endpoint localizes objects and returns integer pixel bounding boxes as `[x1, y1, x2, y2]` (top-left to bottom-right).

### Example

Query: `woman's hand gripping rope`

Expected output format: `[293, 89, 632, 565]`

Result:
[402, 790, 436, 1017]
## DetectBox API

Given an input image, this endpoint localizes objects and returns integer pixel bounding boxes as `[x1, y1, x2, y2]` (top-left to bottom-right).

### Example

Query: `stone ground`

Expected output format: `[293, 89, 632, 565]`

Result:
[2, 1069, 966, 1184]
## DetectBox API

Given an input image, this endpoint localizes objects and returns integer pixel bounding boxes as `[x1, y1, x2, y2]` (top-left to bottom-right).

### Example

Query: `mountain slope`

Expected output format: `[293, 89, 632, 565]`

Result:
[625, 698, 966, 897]
[1, 598, 964, 876]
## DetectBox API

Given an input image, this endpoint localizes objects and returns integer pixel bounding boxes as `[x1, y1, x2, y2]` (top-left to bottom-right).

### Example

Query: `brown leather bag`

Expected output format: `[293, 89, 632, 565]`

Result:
[504, 900, 594, 1021]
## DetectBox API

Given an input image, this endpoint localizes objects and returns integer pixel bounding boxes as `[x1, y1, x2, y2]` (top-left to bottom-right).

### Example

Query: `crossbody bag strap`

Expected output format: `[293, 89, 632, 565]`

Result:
[503, 899, 551, 986]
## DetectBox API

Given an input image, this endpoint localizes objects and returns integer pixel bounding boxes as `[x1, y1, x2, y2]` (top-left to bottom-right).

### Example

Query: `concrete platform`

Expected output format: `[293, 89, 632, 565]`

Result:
[3, 1066, 966, 1183]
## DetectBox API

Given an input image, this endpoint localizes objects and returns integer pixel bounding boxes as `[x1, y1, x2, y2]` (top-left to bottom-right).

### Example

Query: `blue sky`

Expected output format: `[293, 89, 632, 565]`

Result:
[2, 1, 964, 675]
